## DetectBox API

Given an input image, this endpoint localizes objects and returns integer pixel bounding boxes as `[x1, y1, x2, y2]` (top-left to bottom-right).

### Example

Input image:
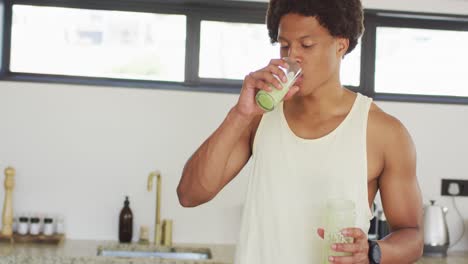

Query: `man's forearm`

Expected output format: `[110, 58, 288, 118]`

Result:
[378, 227, 423, 264]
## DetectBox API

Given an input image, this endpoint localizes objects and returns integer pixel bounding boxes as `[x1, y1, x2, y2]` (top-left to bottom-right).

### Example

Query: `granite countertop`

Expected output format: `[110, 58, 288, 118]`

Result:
[0, 240, 234, 264]
[416, 251, 468, 264]
[0, 239, 467, 264]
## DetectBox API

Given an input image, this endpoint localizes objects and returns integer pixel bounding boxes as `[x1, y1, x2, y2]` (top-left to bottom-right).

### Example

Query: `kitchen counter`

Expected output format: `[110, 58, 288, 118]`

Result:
[0, 239, 467, 264]
[0, 240, 234, 264]
[417, 252, 468, 264]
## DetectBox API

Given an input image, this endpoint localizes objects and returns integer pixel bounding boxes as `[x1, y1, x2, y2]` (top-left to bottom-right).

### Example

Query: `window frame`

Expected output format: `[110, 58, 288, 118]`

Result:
[363, 10, 468, 104]
[0, 0, 467, 104]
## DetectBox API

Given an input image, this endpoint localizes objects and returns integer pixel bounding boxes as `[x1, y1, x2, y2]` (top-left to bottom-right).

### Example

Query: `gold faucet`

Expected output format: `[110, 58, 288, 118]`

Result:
[147, 171, 172, 247]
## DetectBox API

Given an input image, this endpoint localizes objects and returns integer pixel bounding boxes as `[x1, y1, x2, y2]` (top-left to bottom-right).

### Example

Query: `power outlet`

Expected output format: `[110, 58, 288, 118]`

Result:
[441, 179, 468, 196]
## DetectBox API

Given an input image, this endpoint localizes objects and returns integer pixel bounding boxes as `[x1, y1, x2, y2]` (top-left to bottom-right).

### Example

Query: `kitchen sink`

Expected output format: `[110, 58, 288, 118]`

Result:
[97, 244, 212, 260]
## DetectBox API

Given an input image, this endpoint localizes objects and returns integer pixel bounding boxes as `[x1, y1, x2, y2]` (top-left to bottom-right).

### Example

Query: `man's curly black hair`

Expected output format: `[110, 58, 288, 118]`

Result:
[266, 0, 364, 55]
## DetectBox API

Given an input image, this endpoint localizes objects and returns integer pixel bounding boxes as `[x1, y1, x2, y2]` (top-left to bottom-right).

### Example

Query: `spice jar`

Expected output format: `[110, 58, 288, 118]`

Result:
[17, 217, 29, 235]
[43, 218, 54, 236]
[29, 217, 41, 235]
[56, 216, 65, 234]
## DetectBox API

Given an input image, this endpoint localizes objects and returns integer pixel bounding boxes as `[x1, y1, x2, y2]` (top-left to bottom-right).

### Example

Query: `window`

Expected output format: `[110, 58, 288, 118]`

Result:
[199, 21, 277, 81]
[375, 27, 468, 97]
[341, 42, 361, 87]
[10, 5, 186, 82]
[1, 1, 468, 104]
[199, 20, 361, 87]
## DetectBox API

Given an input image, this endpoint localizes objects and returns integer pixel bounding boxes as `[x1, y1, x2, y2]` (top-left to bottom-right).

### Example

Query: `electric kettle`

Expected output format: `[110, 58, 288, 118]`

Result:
[423, 200, 449, 257]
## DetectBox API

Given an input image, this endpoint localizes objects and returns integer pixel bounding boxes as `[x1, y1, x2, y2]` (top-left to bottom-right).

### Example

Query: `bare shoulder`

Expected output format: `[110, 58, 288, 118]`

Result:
[368, 103, 404, 132]
[367, 102, 416, 175]
[368, 103, 413, 145]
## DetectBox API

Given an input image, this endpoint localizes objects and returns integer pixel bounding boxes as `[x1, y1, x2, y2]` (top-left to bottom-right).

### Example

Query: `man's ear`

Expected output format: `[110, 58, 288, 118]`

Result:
[337, 38, 349, 58]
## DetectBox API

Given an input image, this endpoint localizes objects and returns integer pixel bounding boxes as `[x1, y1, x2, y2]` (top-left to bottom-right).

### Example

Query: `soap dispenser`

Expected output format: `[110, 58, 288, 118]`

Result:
[119, 196, 133, 243]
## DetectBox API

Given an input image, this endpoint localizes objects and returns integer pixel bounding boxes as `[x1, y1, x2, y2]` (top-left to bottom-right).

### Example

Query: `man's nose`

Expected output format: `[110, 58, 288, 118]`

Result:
[287, 48, 302, 64]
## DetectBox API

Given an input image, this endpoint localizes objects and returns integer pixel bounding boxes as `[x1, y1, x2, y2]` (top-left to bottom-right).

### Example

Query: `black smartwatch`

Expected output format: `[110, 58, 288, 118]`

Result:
[368, 239, 382, 264]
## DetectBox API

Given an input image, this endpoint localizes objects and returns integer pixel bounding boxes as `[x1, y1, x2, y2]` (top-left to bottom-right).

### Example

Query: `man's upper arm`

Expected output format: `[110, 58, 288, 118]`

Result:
[218, 116, 261, 190]
[378, 115, 423, 232]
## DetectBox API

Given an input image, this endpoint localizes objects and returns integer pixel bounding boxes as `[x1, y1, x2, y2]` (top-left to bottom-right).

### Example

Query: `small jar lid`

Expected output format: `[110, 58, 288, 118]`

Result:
[19, 217, 29, 222]
[44, 218, 53, 224]
[30, 217, 40, 223]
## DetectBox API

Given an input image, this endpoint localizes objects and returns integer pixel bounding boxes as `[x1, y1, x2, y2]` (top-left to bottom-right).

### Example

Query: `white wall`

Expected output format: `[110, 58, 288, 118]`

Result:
[363, 0, 468, 14]
[0, 0, 467, 252]
[1, 82, 468, 250]
[0, 82, 247, 245]
[249, 0, 468, 15]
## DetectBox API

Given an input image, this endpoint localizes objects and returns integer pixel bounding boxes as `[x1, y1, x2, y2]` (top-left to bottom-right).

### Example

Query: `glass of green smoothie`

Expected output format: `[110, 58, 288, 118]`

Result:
[323, 199, 356, 264]
[255, 57, 302, 112]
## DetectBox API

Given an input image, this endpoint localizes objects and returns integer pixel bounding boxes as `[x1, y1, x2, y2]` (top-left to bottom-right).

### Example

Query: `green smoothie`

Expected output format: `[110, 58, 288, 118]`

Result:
[323, 199, 356, 264]
[255, 58, 302, 112]
[255, 72, 296, 112]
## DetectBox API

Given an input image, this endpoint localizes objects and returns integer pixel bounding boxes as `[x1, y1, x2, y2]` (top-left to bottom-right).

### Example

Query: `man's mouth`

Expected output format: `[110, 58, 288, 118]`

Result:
[294, 75, 304, 86]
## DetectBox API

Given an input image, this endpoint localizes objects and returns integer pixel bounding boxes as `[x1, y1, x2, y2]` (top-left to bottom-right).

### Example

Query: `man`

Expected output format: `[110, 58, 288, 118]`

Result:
[177, 0, 423, 263]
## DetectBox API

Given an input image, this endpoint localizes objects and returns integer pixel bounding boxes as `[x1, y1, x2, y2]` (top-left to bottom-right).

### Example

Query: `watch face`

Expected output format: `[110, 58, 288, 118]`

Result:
[371, 243, 382, 263]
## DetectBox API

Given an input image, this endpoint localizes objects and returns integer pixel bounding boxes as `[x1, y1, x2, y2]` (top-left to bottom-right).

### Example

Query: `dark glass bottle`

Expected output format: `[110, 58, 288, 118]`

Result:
[377, 210, 390, 239]
[119, 196, 133, 243]
[368, 202, 379, 240]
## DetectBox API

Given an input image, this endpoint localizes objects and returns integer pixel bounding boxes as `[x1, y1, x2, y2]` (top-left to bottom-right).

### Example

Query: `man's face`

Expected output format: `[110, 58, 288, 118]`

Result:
[277, 13, 349, 96]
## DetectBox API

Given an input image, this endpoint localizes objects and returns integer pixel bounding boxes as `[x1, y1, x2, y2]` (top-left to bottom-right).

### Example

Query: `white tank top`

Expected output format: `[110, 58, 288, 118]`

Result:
[234, 93, 374, 264]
